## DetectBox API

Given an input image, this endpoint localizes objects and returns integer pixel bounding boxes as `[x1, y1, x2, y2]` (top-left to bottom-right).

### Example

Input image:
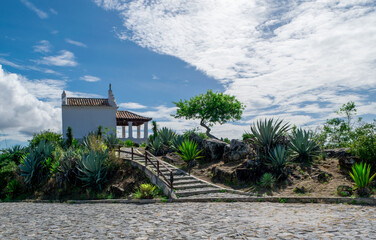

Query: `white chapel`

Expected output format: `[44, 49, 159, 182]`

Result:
[61, 84, 152, 143]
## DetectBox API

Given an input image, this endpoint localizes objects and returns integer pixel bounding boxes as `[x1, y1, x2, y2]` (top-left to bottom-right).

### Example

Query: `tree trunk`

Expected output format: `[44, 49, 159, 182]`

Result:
[200, 120, 217, 139]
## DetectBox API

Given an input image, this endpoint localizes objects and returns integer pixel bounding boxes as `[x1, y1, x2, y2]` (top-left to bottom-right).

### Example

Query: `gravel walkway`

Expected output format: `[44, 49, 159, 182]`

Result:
[0, 202, 375, 239]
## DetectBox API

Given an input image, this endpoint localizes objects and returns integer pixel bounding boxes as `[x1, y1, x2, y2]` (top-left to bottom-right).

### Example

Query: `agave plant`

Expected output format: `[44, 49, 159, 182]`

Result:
[289, 128, 319, 163]
[104, 133, 121, 150]
[82, 134, 107, 152]
[157, 127, 176, 147]
[266, 145, 290, 179]
[177, 139, 203, 174]
[172, 135, 186, 152]
[249, 118, 290, 160]
[56, 149, 81, 187]
[259, 173, 275, 189]
[133, 183, 156, 199]
[349, 162, 376, 197]
[19, 151, 45, 187]
[77, 150, 108, 190]
[148, 136, 163, 155]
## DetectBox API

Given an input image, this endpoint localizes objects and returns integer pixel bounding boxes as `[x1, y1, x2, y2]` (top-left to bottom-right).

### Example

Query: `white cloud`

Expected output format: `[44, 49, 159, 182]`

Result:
[49, 8, 58, 15]
[0, 65, 102, 142]
[152, 74, 159, 80]
[33, 40, 52, 53]
[37, 50, 77, 67]
[80, 75, 101, 82]
[20, 0, 48, 19]
[0, 58, 24, 69]
[96, 0, 376, 134]
[65, 38, 87, 47]
[119, 102, 147, 109]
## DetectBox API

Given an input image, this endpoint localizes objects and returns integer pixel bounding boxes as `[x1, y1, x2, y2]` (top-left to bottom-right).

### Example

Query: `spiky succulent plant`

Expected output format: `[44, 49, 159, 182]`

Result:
[289, 128, 319, 163]
[77, 150, 108, 190]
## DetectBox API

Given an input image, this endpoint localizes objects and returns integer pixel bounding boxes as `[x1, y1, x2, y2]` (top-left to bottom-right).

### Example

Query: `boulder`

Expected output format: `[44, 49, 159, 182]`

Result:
[223, 139, 251, 163]
[323, 148, 351, 158]
[312, 171, 332, 183]
[203, 139, 229, 161]
[235, 168, 253, 182]
[211, 167, 235, 183]
[338, 155, 361, 173]
[188, 132, 205, 150]
[108, 184, 125, 197]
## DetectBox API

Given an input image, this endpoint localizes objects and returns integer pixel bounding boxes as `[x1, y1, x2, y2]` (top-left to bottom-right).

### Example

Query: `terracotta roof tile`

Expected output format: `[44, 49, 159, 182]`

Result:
[116, 110, 152, 121]
[66, 98, 110, 106]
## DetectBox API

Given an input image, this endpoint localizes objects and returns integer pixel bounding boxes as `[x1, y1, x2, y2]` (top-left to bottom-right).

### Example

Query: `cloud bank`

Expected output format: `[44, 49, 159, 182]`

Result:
[95, 0, 376, 136]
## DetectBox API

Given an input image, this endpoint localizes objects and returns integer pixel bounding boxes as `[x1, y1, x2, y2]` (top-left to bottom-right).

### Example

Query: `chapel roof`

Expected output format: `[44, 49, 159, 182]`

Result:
[66, 98, 110, 107]
[116, 110, 152, 122]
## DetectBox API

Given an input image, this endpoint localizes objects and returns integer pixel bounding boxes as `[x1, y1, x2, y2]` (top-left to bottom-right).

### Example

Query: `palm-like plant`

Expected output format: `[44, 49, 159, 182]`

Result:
[1, 145, 27, 164]
[289, 128, 319, 163]
[177, 139, 203, 174]
[148, 136, 163, 155]
[349, 162, 376, 197]
[266, 145, 290, 179]
[249, 118, 289, 158]
[77, 150, 108, 190]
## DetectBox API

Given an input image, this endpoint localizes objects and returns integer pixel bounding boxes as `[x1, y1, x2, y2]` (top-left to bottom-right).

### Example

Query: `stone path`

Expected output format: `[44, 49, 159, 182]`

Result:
[0, 202, 375, 239]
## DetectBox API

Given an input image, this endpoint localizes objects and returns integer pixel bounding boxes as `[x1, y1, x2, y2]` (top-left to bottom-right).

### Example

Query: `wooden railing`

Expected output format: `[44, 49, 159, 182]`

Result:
[117, 147, 174, 191]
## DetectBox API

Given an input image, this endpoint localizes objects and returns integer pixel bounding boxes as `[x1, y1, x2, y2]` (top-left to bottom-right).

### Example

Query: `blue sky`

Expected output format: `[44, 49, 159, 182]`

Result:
[0, 0, 375, 148]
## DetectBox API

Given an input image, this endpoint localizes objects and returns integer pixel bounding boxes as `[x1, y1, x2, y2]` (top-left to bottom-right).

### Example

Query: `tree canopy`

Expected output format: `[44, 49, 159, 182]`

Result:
[172, 90, 245, 139]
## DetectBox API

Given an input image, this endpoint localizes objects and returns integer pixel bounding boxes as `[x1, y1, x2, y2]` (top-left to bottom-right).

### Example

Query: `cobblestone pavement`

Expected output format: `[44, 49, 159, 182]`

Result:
[0, 202, 375, 239]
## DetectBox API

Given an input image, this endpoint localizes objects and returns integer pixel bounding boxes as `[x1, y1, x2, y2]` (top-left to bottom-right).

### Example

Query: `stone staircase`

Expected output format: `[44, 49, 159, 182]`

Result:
[121, 148, 231, 199]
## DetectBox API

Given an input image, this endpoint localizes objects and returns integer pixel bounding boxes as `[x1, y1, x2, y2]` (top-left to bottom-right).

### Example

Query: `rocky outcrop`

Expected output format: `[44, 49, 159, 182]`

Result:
[211, 167, 257, 183]
[202, 139, 229, 161]
[188, 133, 205, 150]
[323, 148, 351, 158]
[223, 139, 251, 163]
[338, 155, 361, 173]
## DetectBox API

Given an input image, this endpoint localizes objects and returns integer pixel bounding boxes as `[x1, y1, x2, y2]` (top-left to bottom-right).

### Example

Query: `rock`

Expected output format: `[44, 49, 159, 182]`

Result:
[211, 167, 235, 183]
[188, 133, 205, 150]
[223, 139, 251, 163]
[293, 183, 312, 194]
[203, 139, 229, 161]
[338, 155, 361, 173]
[235, 168, 252, 182]
[323, 148, 351, 158]
[312, 171, 332, 183]
[337, 185, 353, 197]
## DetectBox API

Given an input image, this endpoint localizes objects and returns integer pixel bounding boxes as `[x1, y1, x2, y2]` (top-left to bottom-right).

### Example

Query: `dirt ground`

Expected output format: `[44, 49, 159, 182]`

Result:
[163, 152, 374, 198]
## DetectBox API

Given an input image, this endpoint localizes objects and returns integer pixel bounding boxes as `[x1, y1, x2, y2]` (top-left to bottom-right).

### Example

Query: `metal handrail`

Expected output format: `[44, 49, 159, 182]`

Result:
[117, 147, 174, 190]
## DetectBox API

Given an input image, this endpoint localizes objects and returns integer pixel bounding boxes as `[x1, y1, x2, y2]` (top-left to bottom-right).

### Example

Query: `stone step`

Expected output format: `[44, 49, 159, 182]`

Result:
[173, 179, 201, 185]
[173, 175, 193, 181]
[174, 183, 212, 190]
[175, 188, 221, 197]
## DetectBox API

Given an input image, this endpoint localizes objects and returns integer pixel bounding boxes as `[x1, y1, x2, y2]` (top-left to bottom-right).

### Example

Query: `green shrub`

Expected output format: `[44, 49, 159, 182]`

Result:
[259, 173, 275, 189]
[3, 179, 22, 199]
[349, 162, 376, 197]
[0, 161, 17, 195]
[183, 128, 208, 140]
[133, 183, 156, 199]
[349, 123, 376, 166]
[82, 134, 107, 152]
[77, 150, 108, 190]
[223, 138, 231, 144]
[266, 145, 290, 179]
[124, 139, 134, 147]
[289, 128, 319, 163]
[0, 145, 27, 165]
[29, 130, 62, 148]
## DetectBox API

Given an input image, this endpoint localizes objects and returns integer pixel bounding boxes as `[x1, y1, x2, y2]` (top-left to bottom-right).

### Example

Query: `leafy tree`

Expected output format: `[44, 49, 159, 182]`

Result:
[29, 130, 62, 148]
[172, 90, 245, 139]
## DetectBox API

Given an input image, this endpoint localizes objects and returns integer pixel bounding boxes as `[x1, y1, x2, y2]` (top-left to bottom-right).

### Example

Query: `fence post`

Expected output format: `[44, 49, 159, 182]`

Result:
[157, 161, 160, 178]
[145, 151, 147, 167]
[131, 147, 134, 161]
[170, 171, 173, 191]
